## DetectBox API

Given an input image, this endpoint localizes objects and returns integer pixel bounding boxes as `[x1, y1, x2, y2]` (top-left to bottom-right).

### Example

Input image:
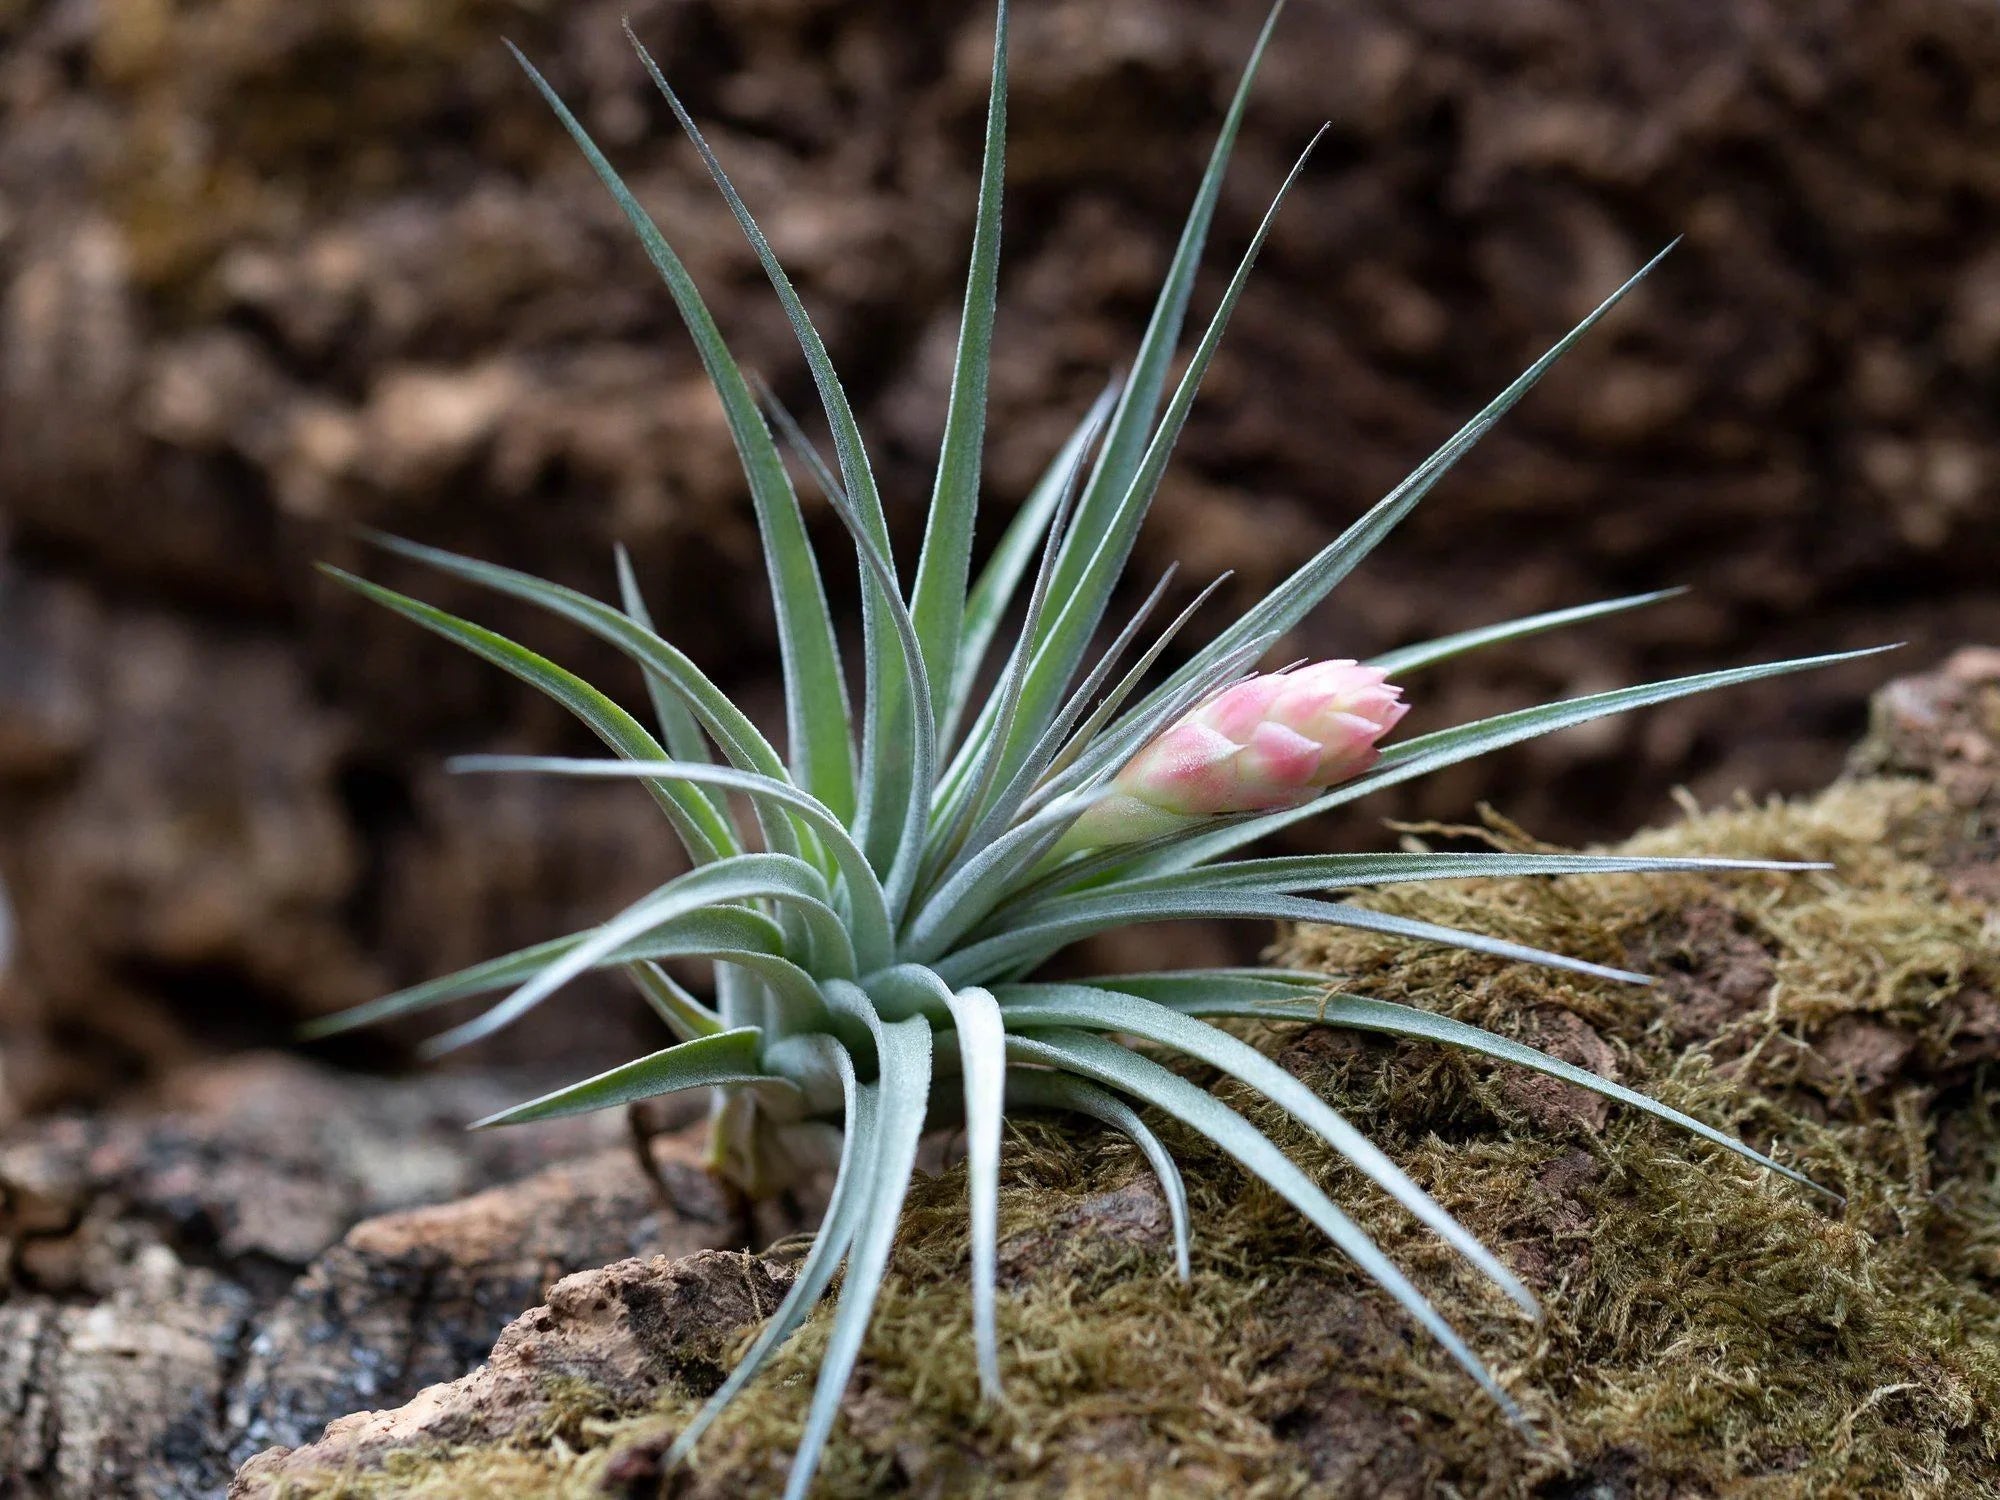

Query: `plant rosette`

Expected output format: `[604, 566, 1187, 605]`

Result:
[309, 4, 1884, 1493]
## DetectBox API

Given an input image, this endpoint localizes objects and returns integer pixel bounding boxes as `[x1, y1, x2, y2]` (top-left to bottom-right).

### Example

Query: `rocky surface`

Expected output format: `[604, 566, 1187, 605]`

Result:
[0, 1054, 795, 1498]
[1850, 643, 2000, 898]
[232, 1250, 798, 1497]
[4, 0, 2000, 1102]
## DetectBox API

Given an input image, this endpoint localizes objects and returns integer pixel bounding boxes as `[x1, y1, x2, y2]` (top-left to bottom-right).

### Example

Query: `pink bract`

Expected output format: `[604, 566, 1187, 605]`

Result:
[1064, 661, 1407, 849]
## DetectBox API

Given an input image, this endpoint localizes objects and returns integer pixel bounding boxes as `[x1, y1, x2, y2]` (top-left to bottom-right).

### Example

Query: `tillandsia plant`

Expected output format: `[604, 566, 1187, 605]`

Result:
[308, 3, 1886, 1493]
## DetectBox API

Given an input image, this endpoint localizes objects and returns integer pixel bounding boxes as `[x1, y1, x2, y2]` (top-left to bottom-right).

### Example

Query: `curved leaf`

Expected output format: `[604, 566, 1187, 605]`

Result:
[422, 857, 835, 1055]
[1137, 981, 1833, 1197]
[939, 887, 1651, 989]
[449, 756, 895, 972]
[669, 1038, 871, 1464]
[470, 1028, 795, 1128]
[814, 465, 938, 923]
[624, 28, 914, 883]
[626, 961, 725, 1042]
[948, 985, 1009, 1397]
[787, 988, 935, 1498]
[910, 0, 1011, 714]
[1047, 850, 1824, 907]
[320, 566, 737, 865]
[358, 535, 808, 860]
[511, 45, 855, 821]
[1368, 588, 1685, 677]
[302, 905, 782, 1040]
[614, 548, 734, 826]
[948, 381, 1120, 742]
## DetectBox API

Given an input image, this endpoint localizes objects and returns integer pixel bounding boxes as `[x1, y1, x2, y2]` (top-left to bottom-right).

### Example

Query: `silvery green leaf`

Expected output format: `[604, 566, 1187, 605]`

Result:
[999, 130, 1327, 782]
[940, 625, 1274, 930]
[1368, 588, 1686, 677]
[749, 371, 937, 913]
[951, 567, 1217, 875]
[1137, 982, 1833, 1197]
[900, 790, 1109, 962]
[927, 394, 1102, 869]
[1026, 570, 1217, 794]
[354, 536, 809, 863]
[470, 1028, 795, 1128]
[785, 989, 935, 1499]
[944, 984, 1009, 1397]
[1080, 968, 1359, 1006]
[624, 27, 913, 880]
[423, 856, 837, 1055]
[669, 1040, 870, 1466]
[507, 47, 854, 821]
[448, 756, 894, 973]
[626, 962, 724, 1042]
[1071, 850, 1825, 904]
[1116, 245, 1680, 745]
[319, 566, 737, 865]
[939, 888, 1651, 989]
[948, 381, 1120, 743]
[1026, 629, 1271, 811]
[614, 547, 736, 819]
[302, 905, 781, 1040]
[929, 567, 1186, 900]
[812, 456, 939, 924]
[949, 0, 1293, 777]
[910, 0, 1010, 717]
[1041, 0, 1288, 618]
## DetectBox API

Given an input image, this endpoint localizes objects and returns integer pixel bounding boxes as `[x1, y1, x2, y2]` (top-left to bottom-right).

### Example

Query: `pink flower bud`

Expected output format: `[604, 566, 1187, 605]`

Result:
[1063, 661, 1407, 849]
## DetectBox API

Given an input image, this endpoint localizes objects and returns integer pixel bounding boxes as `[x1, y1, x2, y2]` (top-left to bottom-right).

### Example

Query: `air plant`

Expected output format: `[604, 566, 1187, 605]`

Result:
[308, 3, 1881, 1493]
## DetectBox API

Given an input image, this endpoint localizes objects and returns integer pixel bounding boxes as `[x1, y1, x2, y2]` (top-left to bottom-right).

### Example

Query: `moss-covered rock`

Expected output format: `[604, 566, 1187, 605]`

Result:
[236, 655, 2000, 1497]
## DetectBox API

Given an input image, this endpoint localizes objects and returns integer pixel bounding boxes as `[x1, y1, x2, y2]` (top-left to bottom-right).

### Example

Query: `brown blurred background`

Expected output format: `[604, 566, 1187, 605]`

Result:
[1, 0, 1995, 1113]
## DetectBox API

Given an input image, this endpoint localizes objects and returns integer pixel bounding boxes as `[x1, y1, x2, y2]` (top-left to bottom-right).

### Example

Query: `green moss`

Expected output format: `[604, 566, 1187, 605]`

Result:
[269, 777, 2000, 1496]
